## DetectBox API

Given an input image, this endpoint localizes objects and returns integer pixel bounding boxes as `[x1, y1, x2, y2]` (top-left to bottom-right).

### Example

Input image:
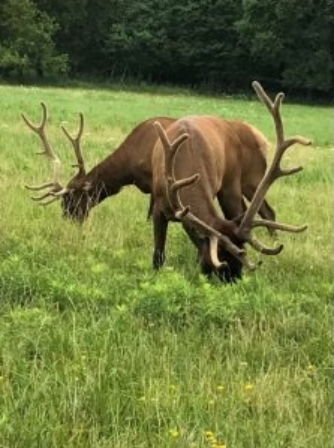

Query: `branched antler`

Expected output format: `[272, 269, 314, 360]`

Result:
[236, 81, 311, 247]
[22, 102, 68, 205]
[61, 113, 86, 176]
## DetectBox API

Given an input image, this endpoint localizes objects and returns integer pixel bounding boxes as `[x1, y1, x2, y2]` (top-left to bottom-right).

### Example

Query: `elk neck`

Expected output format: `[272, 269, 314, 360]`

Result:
[84, 116, 176, 205]
[84, 147, 135, 204]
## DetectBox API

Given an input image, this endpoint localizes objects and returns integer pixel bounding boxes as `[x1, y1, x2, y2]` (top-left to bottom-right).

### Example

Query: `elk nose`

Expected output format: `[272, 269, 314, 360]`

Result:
[63, 209, 86, 224]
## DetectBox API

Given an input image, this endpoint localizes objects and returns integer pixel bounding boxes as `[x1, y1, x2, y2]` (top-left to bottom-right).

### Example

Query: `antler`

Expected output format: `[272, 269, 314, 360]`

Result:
[154, 122, 255, 271]
[22, 102, 68, 205]
[61, 113, 86, 175]
[236, 81, 311, 244]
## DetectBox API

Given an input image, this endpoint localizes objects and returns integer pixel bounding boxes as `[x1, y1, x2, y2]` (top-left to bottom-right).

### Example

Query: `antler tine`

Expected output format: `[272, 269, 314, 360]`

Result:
[21, 101, 48, 134]
[252, 81, 285, 145]
[22, 102, 66, 202]
[236, 81, 311, 241]
[154, 121, 254, 271]
[154, 121, 193, 209]
[37, 196, 60, 206]
[25, 181, 57, 191]
[251, 219, 308, 233]
[61, 113, 86, 175]
[22, 102, 59, 161]
[248, 235, 283, 255]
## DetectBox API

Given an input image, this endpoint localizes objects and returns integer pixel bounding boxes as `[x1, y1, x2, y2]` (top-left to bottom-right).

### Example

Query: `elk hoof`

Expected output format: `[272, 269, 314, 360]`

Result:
[153, 251, 165, 269]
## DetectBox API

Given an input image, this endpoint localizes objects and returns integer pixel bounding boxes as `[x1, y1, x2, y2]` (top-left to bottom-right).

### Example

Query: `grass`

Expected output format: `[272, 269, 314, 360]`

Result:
[0, 82, 332, 448]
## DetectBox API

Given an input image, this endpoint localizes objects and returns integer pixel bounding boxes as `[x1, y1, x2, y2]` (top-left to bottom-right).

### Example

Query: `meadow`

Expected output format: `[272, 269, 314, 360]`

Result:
[0, 82, 332, 448]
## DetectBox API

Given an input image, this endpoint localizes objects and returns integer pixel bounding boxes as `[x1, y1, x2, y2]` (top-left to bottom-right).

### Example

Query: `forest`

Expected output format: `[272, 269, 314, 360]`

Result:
[0, 0, 333, 95]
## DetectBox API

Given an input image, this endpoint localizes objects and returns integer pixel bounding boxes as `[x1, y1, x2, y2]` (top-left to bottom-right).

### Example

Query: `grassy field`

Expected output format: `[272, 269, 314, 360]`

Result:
[0, 82, 332, 448]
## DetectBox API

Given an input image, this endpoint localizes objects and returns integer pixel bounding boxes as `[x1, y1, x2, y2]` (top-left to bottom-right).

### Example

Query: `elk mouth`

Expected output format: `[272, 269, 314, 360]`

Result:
[61, 195, 90, 223]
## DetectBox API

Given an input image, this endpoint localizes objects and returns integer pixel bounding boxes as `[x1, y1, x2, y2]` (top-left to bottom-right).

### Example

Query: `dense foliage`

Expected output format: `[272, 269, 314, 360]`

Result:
[0, 0, 333, 93]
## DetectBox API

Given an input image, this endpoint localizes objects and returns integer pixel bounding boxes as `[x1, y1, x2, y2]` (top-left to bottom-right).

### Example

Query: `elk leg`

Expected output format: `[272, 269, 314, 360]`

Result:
[146, 194, 154, 220]
[182, 223, 203, 264]
[152, 210, 168, 269]
[217, 186, 244, 221]
[182, 224, 201, 249]
[259, 200, 277, 237]
[258, 199, 276, 223]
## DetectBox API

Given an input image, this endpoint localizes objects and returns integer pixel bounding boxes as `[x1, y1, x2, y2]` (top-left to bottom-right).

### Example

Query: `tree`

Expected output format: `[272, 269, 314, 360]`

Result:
[0, 0, 68, 79]
[103, 0, 245, 88]
[35, 0, 112, 75]
[1, 0, 332, 94]
[236, 0, 334, 92]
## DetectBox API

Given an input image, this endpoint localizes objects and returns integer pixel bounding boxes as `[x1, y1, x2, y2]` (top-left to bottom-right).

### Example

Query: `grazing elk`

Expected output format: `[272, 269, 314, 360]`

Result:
[22, 104, 276, 230]
[22, 105, 175, 222]
[152, 81, 311, 282]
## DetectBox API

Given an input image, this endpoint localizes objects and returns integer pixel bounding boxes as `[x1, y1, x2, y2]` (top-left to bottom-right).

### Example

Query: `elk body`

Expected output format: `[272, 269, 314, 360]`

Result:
[152, 82, 311, 282]
[23, 105, 276, 228]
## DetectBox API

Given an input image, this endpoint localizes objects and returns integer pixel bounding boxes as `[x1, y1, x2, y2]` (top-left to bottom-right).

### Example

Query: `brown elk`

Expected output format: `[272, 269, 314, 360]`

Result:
[22, 105, 276, 228]
[152, 81, 311, 282]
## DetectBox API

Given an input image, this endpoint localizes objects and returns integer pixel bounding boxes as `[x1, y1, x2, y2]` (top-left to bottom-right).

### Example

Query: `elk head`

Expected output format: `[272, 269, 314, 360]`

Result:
[153, 81, 311, 282]
[22, 103, 104, 223]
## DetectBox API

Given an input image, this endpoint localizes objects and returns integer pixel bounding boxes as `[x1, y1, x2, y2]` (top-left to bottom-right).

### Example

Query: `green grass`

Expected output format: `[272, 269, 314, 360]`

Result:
[0, 83, 332, 448]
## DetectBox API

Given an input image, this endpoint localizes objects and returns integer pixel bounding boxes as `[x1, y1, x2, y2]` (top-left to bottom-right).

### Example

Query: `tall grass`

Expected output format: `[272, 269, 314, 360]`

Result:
[0, 83, 332, 448]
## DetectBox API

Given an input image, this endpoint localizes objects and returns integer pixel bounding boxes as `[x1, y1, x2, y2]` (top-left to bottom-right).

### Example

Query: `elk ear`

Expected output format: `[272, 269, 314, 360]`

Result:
[83, 181, 93, 191]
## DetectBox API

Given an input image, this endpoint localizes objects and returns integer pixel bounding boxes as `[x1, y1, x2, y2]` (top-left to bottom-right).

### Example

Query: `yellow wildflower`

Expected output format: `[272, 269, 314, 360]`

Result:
[216, 384, 225, 392]
[205, 431, 217, 444]
[244, 382, 254, 391]
[307, 364, 317, 375]
[169, 428, 180, 438]
[205, 431, 215, 438]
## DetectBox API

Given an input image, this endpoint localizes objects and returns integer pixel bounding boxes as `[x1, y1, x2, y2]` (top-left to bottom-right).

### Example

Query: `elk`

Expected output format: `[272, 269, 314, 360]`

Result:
[152, 81, 311, 282]
[22, 104, 276, 229]
[22, 104, 175, 222]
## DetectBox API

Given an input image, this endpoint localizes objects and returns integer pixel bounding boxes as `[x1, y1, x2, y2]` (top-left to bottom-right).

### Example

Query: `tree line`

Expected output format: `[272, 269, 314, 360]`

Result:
[0, 0, 333, 95]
